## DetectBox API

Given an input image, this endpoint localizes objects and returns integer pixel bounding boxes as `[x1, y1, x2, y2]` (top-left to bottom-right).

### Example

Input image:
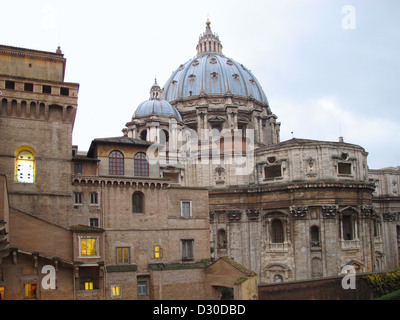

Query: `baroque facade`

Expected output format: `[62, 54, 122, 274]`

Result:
[0, 21, 399, 300]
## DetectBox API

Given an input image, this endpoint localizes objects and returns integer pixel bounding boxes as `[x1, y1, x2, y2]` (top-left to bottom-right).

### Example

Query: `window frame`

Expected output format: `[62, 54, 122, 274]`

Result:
[271, 219, 284, 244]
[109, 150, 125, 176]
[137, 281, 147, 296]
[181, 239, 194, 261]
[74, 162, 82, 174]
[134, 152, 149, 177]
[181, 200, 192, 218]
[111, 285, 121, 298]
[154, 245, 162, 259]
[24, 283, 37, 299]
[89, 218, 99, 228]
[90, 192, 99, 205]
[132, 192, 144, 213]
[116, 247, 130, 264]
[79, 236, 100, 258]
[15, 147, 36, 183]
[74, 192, 83, 205]
[338, 162, 352, 176]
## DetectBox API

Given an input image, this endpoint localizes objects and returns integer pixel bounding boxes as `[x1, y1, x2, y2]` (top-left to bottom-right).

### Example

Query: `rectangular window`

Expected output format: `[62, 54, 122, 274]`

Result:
[90, 218, 99, 227]
[137, 281, 147, 295]
[60, 87, 69, 96]
[42, 85, 52, 94]
[112, 286, 121, 297]
[90, 192, 99, 205]
[0, 287, 4, 300]
[264, 165, 282, 179]
[24, 83, 34, 92]
[74, 163, 82, 174]
[80, 238, 98, 256]
[24, 284, 36, 299]
[338, 162, 352, 175]
[154, 245, 162, 259]
[85, 282, 94, 290]
[181, 201, 192, 218]
[74, 192, 82, 204]
[117, 247, 129, 264]
[5, 80, 15, 90]
[181, 240, 194, 261]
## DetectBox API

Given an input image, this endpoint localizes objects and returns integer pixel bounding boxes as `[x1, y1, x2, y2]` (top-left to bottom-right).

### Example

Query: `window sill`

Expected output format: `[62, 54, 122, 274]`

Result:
[78, 255, 101, 259]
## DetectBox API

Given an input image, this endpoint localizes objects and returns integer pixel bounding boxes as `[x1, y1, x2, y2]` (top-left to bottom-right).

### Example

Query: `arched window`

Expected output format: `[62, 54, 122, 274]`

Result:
[134, 152, 149, 177]
[310, 226, 320, 247]
[271, 219, 284, 243]
[160, 129, 169, 144]
[132, 192, 144, 213]
[15, 147, 35, 183]
[140, 130, 147, 141]
[109, 151, 124, 176]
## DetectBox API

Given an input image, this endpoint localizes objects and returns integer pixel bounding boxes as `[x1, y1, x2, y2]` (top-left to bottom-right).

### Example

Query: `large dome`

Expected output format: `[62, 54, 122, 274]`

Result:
[163, 21, 268, 105]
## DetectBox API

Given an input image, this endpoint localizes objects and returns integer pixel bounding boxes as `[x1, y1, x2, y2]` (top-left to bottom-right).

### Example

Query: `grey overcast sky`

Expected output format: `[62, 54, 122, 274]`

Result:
[1, 0, 399, 169]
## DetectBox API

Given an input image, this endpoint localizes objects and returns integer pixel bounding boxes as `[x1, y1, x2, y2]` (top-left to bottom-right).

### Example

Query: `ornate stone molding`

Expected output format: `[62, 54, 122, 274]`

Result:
[361, 205, 376, 219]
[227, 210, 242, 222]
[246, 209, 260, 221]
[209, 211, 215, 221]
[290, 206, 308, 219]
[383, 212, 397, 222]
[322, 205, 339, 219]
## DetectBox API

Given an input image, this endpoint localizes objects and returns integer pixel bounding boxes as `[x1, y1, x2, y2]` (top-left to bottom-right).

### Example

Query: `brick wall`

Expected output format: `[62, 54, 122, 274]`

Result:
[258, 273, 375, 300]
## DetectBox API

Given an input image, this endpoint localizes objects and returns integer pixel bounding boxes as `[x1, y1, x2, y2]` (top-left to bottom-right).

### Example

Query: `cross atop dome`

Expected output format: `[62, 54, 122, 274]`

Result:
[196, 20, 223, 56]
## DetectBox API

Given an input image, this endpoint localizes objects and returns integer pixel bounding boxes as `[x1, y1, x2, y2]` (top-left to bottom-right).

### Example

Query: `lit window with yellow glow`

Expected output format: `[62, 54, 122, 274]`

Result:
[80, 238, 98, 256]
[154, 245, 162, 259]
[112, 286, 121, 297]
[117, 247, 129, 264]
[0, 287, 4, 300]
[24, 284, 37, 299]
[15, 147, 36, 183]
[85, 282, 94, 290]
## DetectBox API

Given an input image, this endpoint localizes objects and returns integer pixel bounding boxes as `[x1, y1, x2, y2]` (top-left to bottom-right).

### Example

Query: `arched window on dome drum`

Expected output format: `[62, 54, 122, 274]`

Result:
[134, 152, 149, 177]
[140, 130, 147, 141]
[271, 219, 284, 244]
[15, 148, 35, 183]
[109, 151, 124, 176]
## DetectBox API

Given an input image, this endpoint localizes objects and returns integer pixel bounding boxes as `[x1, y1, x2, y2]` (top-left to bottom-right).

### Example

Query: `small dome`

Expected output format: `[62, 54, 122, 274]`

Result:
[134, 99, 182, 122]
[133, 80, 182, 122]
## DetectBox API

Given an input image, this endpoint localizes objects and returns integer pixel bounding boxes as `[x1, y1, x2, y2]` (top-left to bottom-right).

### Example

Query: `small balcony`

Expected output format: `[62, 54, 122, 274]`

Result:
[340, 239, 360, 251]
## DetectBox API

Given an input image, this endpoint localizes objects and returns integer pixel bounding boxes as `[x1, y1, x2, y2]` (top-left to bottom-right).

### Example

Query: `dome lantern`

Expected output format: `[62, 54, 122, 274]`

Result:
[196, 20, 223, 56]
